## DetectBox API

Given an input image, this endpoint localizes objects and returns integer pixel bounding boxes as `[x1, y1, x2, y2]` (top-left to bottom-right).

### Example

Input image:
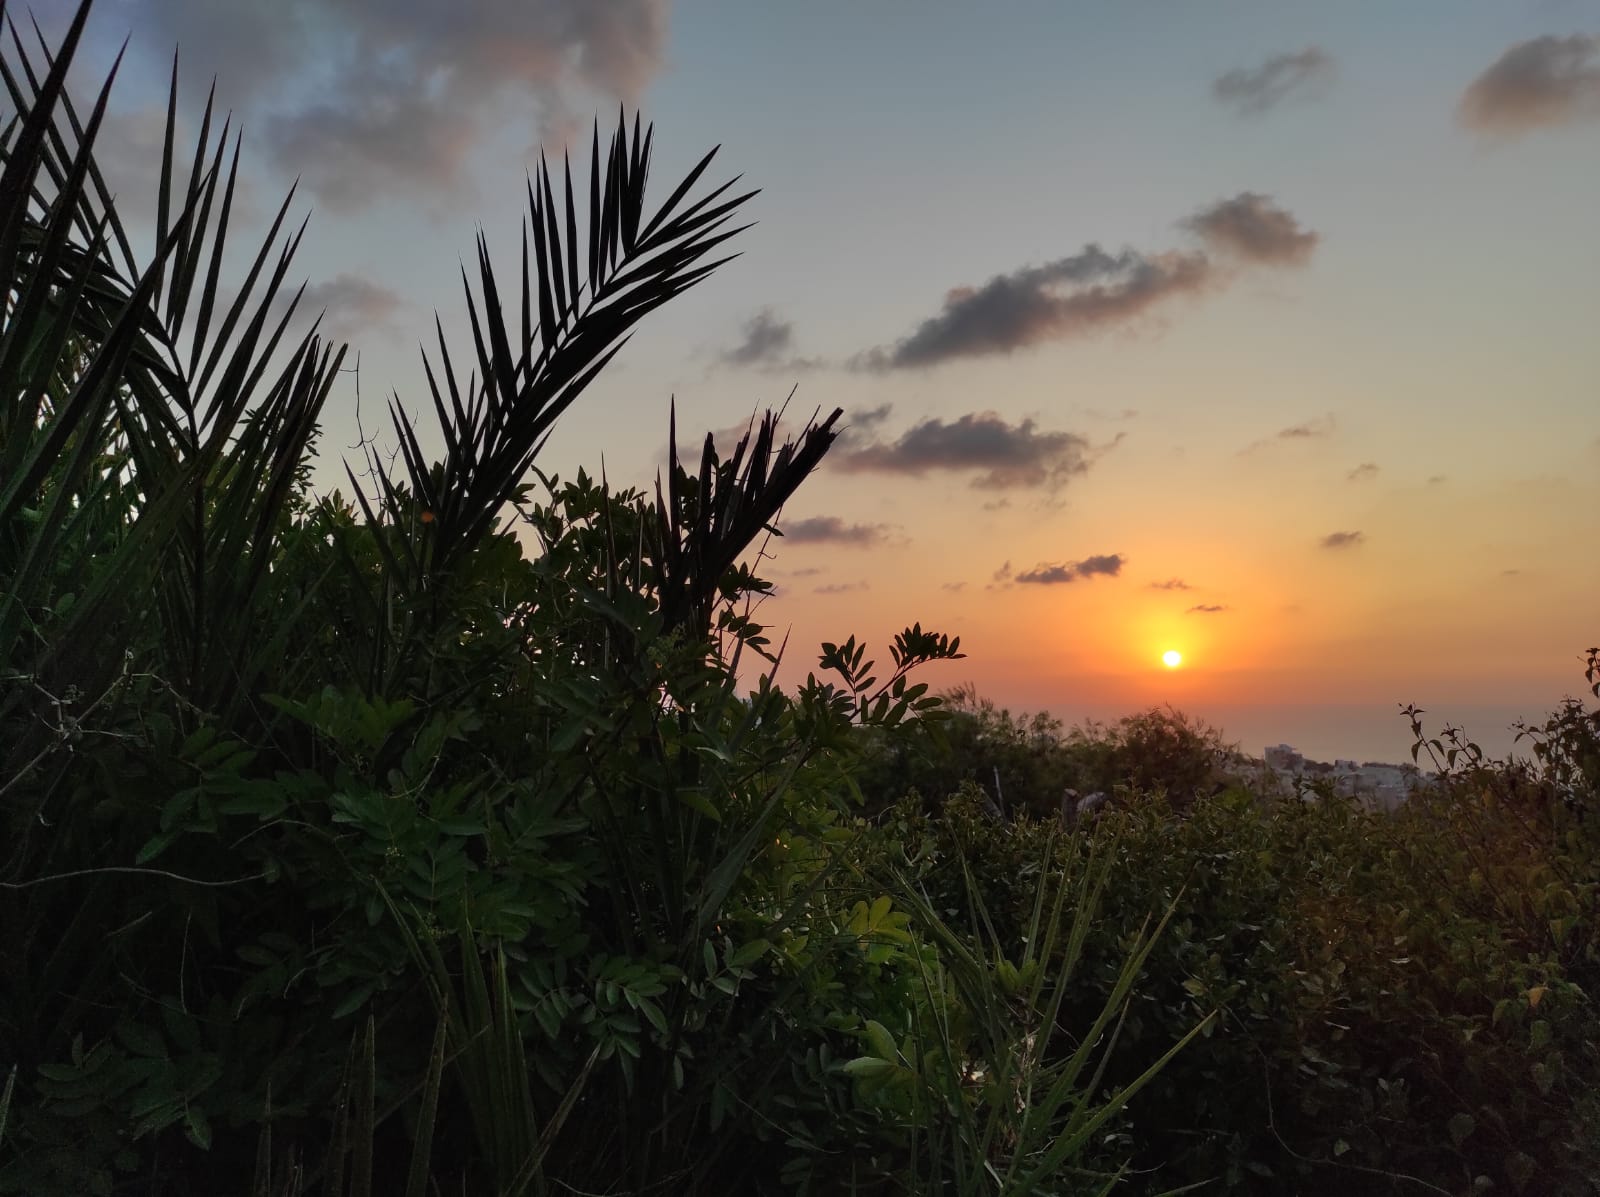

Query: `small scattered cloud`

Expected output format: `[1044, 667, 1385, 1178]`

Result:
[1150, 578, 1192, 591]
[300, 273, 407, 341]
[1241, 414, 1337, 454]
[1015, 554, 1125, 585]
[941, 581, 967, 593]
[834, 412, 1097, 491]
[779, 516, 891, 547]
[716, 308, 820, 371]
[1347, 462, 1380, 482]
[1212, 47, 1335, 115]
[814, 580, 869, 595]
[1501, 568, 1523, 577]
[1319, 530, 1365, 550]
[785, 566, 824, 578]
[1426, 474, 1448, 486]
[1185, 193, 1320, 265]
[1187, 603, 1228, 614]
[1458, 34, 1600, 136]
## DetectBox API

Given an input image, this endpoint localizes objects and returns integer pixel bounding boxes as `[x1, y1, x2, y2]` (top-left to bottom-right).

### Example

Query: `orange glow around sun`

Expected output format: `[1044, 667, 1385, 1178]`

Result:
[1162, 650, 1183, 668]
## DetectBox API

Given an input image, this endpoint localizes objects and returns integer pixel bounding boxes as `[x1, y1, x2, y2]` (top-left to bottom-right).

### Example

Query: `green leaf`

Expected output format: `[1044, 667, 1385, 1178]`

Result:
[1448, 1112, 1476, 1147]
[136, 829, 182, 864]
[183, 1105, 212, 1151]
[728, 938, 771, 969]
[862, 1019, 897, 1062]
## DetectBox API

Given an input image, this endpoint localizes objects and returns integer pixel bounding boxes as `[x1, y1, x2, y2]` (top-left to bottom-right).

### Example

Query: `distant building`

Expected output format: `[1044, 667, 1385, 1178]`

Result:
[1265, 743, 1304, 772]
[1261, 744, 1417, 811]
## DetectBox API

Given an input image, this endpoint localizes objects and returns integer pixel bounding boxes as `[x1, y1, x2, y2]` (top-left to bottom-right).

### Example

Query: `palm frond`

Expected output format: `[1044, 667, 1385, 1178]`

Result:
[376, 114, 758, 585]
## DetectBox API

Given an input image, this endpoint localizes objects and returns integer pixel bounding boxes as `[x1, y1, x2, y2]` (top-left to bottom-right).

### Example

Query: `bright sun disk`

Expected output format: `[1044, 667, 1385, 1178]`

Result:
[1162, 650, 1183, 668]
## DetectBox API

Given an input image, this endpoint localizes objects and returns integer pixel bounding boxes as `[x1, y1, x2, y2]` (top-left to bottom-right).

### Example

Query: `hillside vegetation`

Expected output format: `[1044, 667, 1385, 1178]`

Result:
[3, 5, 1596, 1194]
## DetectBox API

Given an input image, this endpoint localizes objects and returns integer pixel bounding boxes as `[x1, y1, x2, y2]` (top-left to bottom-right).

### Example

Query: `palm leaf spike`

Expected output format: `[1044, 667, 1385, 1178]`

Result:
[2, 14, 132, 276]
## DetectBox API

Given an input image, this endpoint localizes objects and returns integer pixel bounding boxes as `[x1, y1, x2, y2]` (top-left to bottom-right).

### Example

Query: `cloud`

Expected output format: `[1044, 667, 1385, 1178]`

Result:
[834, 412, 1097, 490]
[120, 0, 671, 207]
[1241, 414, 1336, 454]
[1015, 554, 1125, 585]
[1426, 474, 1448, 486]
[716, 309, 819, 371]
[941, 581, 967, 592]
[779, 516, 891, 547]
[1212, 47, 1335, 115]
[1185, 193, 1320, 265]
[1458, 34, 1600, 136]
[1187, 603, 1228, 614]
[834, 403, 895, 450]
[1319, 530, 1365, 550]
[300, 273, 408, 341]
[1149, 578, 1192, 591]
[857, 245, 1215, 369]
[856, 195, 1318, 370]
[1346, 462, 1380, 482]
[814, 581, 869, 595]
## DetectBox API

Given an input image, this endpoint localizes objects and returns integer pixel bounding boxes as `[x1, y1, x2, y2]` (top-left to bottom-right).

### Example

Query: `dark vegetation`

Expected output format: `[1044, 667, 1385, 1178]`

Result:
[3, 5, 1597, 1193]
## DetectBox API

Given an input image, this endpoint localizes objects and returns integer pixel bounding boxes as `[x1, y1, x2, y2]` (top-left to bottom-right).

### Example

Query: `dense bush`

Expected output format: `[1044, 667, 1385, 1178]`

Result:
[854, 671, 1600, 1194]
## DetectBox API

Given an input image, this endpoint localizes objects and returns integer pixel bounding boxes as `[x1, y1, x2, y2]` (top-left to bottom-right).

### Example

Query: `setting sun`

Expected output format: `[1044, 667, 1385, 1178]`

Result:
[1162, 650, 1183, 669]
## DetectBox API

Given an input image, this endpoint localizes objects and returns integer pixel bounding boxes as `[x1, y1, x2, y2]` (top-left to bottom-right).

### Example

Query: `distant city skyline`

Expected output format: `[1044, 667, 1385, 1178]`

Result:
[53, 0, 1600, 760]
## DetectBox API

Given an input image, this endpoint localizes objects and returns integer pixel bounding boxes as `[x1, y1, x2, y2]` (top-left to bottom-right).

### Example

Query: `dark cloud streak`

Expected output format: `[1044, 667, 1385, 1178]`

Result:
[1015, 554, 1125, 585]
[835, 412, 1096, 491]
[779, 516, 891, 547]
[1213, 47, 1335, 115]
[858, 246, 1215, 369]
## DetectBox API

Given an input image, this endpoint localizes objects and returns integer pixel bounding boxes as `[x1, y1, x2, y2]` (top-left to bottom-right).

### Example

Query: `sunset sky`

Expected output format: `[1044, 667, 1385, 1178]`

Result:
[59, 0, 1600, 761]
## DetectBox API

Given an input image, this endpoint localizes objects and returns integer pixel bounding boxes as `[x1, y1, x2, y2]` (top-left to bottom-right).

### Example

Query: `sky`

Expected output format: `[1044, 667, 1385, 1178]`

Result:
[49, 0, 1600, 762]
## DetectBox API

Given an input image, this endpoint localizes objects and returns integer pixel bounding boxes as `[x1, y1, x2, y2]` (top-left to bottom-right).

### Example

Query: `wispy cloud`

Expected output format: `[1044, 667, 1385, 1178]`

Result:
[117, 0, 672, 207]
[779, 516, 891, 547]
[815, 580, 869, 595]
[1212, 47, 1335, 115]
[1459, 34, 1600, 136]
[1015, 554, 1125, 585]
[941, 581, 967, 592]
[1347, 462, 1380, 482]
[1242, 415, 1337, 454]
[834, 412, 1098, 491]
[1319, 530, 1365, 550]
[1149, 578, 1192, 591]
[1187, 603, 1228, 614]
[1185, 193, 1320, 265]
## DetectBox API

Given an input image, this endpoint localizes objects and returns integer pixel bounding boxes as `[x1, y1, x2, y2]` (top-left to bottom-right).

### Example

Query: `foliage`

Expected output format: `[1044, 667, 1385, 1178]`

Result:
[853, 673, 1600, 1195]
[0, 4, 1172, 1194]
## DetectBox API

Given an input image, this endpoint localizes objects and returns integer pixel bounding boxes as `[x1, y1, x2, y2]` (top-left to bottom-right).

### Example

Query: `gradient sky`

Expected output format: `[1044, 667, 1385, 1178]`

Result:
[57, 0, 1600, 760]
